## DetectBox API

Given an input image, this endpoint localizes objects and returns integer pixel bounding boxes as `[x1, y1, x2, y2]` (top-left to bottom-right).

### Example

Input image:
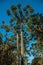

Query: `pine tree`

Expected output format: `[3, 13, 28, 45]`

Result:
[0, 4, 34, 65]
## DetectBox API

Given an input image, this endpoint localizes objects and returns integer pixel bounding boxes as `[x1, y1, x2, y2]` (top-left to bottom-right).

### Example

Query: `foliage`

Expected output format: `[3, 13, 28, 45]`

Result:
[31, 57, 43, 65]
[0, 3, 43, 65]
[29, 13, 43, 57]
[0, 39, 17, 65]
[0, 3, 34, 65]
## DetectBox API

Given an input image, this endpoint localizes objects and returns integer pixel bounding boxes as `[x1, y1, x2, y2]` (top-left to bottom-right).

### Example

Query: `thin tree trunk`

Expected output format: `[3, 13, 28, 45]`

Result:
[17, 34, 19, 65]
[21, 31, 24, 56]
[21, 31, 24, 65]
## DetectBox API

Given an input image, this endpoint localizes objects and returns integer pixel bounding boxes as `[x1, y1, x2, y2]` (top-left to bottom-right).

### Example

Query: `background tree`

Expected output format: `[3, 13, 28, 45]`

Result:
[0, 32, 17, 65]
[28, 13, 43, 57]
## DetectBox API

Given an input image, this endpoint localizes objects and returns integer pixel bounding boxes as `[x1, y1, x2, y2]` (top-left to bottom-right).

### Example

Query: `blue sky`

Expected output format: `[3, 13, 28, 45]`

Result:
[0, 0, 43, 23]
[0, 0, 43, 63]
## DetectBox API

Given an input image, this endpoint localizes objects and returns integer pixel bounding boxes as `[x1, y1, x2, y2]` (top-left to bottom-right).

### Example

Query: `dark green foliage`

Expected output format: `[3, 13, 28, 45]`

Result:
[0, 43, 17, 65]
[7, 9, 11, 16]
[29, 13, 43, 57]
[31, 57, 43, 65]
